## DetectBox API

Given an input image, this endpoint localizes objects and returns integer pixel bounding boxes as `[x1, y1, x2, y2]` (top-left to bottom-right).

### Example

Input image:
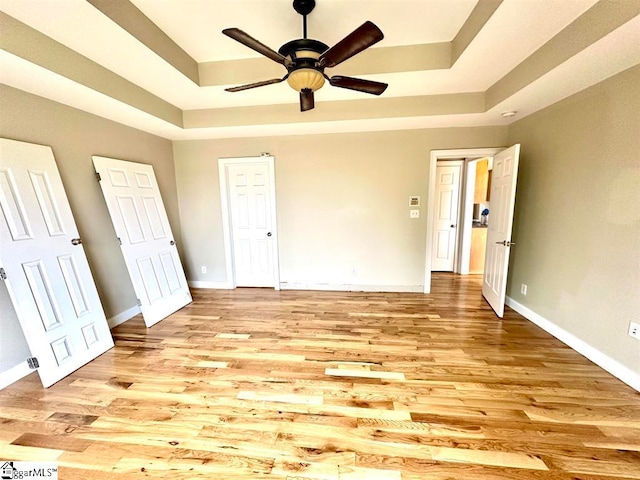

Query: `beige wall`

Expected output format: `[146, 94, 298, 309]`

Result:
[173, 127, 508, 288]
[0, 280, 30, 371]
[506, 65, 640, 373]
[0, 85, 180, 320]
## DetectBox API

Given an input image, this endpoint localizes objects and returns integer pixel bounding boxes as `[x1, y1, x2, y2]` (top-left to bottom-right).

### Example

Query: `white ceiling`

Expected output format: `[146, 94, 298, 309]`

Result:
[131, 0, 480, 62]
[1, 0, 639, 140]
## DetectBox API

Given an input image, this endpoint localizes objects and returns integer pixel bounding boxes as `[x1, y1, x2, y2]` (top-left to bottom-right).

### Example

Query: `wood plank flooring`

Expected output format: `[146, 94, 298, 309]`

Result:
[1, 274, 639, 479]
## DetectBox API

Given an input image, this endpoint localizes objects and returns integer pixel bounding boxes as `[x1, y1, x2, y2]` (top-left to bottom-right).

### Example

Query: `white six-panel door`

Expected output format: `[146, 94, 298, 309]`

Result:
[227, 161, 277, 287]
[219, 157, 279, 288]
[482, 144, 521, 317]
[92, 157, 191, 327]
[0, 138, 113, 387]
[431, 163, 462, 272]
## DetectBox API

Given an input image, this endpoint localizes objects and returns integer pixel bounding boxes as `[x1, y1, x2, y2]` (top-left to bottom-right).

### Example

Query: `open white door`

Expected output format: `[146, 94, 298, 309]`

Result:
[92, 157, 191, 327]
[482, 144, 520, 317]
[0, 139, 113, 387]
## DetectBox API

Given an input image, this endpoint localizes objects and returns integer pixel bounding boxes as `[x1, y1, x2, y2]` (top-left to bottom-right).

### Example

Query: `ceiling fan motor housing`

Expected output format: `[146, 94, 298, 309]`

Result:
[279, 39, 329, 92]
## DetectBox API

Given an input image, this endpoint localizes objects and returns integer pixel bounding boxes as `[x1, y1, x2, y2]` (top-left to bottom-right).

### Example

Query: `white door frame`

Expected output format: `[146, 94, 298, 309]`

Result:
[424, 148, 503, 293]
[218, 156, 280, 289]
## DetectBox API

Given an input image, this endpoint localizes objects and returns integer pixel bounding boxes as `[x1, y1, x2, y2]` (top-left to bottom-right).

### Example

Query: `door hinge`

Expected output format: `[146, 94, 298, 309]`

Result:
[0, 268, 6, 280]
[95, 171, 102, 181]
[136, 298, 142, 306]
[117, 237, 122, 245]
[27, 357, 39, 369]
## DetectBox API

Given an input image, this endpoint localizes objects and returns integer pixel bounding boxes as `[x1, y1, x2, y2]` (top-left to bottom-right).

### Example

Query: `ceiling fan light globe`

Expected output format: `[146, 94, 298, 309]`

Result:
[287, 68, 325, 92]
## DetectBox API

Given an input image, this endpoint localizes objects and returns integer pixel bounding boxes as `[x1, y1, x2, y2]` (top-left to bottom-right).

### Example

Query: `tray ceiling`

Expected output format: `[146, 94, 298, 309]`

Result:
[1, 0, 639, 139]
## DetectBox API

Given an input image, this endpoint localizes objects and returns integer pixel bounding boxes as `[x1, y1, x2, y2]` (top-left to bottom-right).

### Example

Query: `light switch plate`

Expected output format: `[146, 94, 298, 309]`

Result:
[410, 209, 420, 218]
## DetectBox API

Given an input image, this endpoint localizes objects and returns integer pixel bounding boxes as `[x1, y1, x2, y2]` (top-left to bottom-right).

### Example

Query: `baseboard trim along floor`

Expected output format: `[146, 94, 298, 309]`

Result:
[506, 296, 639, 392]
[107, 305, 142, 329]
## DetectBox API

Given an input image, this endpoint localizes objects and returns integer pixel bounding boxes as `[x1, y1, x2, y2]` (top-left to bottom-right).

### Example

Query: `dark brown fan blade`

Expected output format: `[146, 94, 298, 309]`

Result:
[300, 89, 315, 111]
[329, 76, 388, 95]
[225, 77, 285, 92]
[222, 28, 286, 65]
[320, 21, 384, 68]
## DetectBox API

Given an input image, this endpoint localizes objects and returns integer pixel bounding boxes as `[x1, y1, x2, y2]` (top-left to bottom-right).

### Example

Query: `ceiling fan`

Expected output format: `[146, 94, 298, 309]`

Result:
[222, 0, 388, 112]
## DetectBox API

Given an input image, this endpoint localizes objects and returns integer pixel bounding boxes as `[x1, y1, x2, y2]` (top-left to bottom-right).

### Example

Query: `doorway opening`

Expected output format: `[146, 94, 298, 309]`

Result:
[424, 148, 503, 293]
[462, 157, 492, 275]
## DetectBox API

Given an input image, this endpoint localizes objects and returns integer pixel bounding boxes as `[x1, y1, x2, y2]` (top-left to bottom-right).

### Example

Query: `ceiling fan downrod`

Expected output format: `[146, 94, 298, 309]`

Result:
[293, 0, 316, 39]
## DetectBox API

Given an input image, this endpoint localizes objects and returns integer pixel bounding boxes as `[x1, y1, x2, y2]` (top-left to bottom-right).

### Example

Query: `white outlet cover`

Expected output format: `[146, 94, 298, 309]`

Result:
[410, 209, 420, 218]
[629, 321, 640, 340]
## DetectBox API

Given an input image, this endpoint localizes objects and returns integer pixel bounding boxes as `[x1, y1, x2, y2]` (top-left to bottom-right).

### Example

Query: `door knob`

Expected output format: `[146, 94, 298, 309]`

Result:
[450, 224, 456, 228]
[170, 240, 175, 245]
[71, 238, 82, 245]
[267, 232, 272, 237]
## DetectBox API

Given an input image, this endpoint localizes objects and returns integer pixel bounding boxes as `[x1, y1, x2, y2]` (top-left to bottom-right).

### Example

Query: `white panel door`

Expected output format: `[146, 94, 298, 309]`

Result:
[483, 144, 521, 317]
[431, 163, 462, 271]
[0, 138, 113, 387]
[92, 156, 191, 327]
[226, 161, 277, 287]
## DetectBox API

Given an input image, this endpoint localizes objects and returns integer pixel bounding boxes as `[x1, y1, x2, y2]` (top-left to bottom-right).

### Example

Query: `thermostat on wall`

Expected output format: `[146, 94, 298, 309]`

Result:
[409, 196, 420, 207]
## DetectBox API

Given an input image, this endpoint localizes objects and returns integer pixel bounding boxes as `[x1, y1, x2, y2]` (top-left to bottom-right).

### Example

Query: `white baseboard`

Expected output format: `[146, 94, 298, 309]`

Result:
[188, 280, 234, 289]
[506, 296, 640, 392]
[0, 361, 32, 390]
[107, 305, 141, 329]
[280, 282, 424, 293]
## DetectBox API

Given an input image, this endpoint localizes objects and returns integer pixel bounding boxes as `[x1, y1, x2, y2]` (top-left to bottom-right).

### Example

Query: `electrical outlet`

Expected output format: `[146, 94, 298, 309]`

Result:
[521, 283, 528, 295]
[201, 266, 207, 274]
[629, 321, 640, 340]
[351, 268, 358, 277]
[410, 209, 420, 218]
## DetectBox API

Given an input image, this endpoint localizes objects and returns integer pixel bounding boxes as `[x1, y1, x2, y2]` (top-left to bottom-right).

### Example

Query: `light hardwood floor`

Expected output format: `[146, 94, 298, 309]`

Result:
[1, 274, 639, 479]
